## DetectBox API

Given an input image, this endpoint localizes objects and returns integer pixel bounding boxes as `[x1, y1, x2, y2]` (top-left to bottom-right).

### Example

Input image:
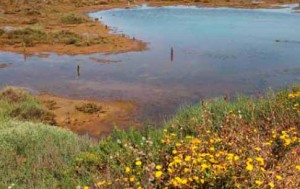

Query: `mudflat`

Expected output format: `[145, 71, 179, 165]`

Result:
[38, 93, 139, 137]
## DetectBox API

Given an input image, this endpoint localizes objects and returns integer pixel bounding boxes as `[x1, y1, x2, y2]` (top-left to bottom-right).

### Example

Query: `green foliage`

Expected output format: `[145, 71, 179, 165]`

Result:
[0, 87, 55, 125]
[52, 30, 82, 45]
[0, 120, 91, 189]
[5, 28, 47, 47]
[61, 14, 87, 24]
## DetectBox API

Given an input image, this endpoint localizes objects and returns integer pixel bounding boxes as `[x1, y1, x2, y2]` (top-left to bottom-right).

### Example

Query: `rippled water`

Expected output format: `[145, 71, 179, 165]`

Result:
[1, 6, 300, 120]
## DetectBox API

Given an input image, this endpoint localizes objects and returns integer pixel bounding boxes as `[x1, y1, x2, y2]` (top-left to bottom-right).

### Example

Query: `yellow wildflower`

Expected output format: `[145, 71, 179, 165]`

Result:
[96, 181, 106, 187]
[156, 165, 162, 170]
[264, 142, 272, 146]
[125, 167, 131, 173]
[175, 177, 182, 183]
[246, 163, 253, 171]
[296, 165, 300, 170]
[172, 150, 178, 154]
[255, 180, 263, 186]
[255, 157, 265, 166]
[201, 164, 209, 170]
[168, 168, 174, 173]
[185, 156, 191, 162]
[288, 93, 295, 98]
[193, 176, 199, 181]
[175, 142, 182, 147]
[181, 178, 188, 184]
[268, 182, 275, 188]
[234, 155, 239, 161]
[83, 186, 89, 189]
[284, 138, 292, 146]
[155, 171, 163, 178]
[135, 161, 142, 166]
[129, 176, 135, 182]
[227, 153, 234, 160]
[254, 147, 261, 151]
[276, 175, 283, 180]
[191, 138, 201, 144]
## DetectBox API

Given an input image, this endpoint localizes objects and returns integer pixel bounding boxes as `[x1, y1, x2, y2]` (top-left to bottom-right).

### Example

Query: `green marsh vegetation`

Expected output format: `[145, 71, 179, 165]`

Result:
[0, 86, 299, 188]
[0, 27, 106, 47]
[61, 13, 88, 24]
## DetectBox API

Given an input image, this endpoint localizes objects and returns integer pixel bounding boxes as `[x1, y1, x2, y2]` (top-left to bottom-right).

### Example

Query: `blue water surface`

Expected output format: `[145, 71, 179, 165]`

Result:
[1, 6, 300, 119]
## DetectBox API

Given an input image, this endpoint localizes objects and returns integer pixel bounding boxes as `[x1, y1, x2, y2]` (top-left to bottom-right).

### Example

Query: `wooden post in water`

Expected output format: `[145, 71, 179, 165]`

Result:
[171, 47, 174, 62]
[77, 65, 80, 77]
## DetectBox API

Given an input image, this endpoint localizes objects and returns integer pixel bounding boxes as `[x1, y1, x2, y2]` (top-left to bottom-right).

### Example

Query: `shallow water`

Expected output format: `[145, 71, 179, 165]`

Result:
[1, 6, 300, 120]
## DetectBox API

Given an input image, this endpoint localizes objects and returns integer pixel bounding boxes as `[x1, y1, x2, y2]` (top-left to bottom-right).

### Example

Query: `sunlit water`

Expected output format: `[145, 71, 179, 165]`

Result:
[1, 6, 300, 120]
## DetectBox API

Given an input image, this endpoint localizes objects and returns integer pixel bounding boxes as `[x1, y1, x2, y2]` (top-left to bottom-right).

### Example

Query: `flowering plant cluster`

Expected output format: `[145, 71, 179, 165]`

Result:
[79, 88, 300, 189]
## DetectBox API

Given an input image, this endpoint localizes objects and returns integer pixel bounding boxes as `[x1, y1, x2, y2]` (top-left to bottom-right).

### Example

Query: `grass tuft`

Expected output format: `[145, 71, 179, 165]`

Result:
[61, 14, 87, 24]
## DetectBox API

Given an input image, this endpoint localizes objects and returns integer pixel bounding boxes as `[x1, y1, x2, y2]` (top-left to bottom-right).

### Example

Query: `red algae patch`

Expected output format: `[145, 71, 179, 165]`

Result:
[38, 94, 139, 138]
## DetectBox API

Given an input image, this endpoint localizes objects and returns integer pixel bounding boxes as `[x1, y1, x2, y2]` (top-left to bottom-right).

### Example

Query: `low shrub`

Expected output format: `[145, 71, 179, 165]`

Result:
[61, 14, 87, 24]
[6, 28, 47, 47]
[52, 30, 82, 45]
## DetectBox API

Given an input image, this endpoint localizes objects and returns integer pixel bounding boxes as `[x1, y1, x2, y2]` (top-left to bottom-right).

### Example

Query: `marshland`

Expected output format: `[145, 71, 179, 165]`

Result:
[0, 0, 299, 188]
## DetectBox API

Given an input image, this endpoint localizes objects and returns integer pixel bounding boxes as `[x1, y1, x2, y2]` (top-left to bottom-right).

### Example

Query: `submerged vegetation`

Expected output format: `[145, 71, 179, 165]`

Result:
[0, 86, 299, 188]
